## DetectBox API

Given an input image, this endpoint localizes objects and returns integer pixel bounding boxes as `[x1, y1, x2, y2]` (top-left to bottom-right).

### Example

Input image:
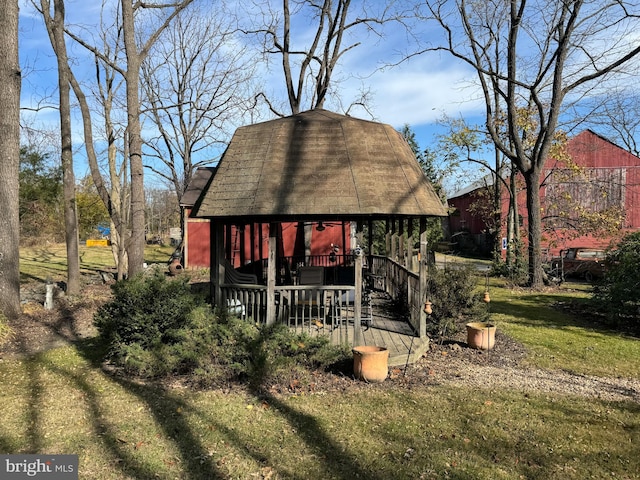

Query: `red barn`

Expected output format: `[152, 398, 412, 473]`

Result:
[447, 130, 640, 257]
[180, 167, 352, 270]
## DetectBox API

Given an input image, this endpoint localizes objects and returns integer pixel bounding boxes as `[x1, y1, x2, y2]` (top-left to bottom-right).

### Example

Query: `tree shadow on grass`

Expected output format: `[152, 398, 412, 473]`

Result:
[489, 290, 624, 334]
[73, 339, 230, 479]
[5, 290, 382, 479]
[245, 330, 373, 480]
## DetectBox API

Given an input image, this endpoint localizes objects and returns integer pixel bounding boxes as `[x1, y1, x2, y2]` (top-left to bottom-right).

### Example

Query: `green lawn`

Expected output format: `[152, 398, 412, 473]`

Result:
[19, 243, 175, 283]
[1, 344, 638, 480]
[488, 279, 640, 378]
[1, 250, 638, 479]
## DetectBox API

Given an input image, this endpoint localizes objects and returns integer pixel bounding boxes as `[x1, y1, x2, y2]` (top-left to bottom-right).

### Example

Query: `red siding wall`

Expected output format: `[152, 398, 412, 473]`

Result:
[448, 130, 640, 257]
[184, 211, 351, 269]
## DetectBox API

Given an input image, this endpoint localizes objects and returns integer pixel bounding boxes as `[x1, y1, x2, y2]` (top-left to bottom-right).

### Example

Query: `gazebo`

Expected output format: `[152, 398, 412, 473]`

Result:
[192, 109, 447, 351]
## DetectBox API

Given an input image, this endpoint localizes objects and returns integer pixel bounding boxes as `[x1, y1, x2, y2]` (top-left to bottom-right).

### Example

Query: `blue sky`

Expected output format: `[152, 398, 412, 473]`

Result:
[17, 0, 488, 192]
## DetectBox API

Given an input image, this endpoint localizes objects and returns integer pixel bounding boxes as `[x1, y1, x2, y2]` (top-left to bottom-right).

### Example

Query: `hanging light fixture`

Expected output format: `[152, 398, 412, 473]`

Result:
[316, 221, 326, 231]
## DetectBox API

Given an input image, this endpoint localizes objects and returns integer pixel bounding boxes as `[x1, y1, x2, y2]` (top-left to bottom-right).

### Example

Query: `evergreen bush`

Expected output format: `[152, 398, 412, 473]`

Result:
[592, 232, 640, 332]
[426, 264, 489, 341]
[94, 271, 348, 386]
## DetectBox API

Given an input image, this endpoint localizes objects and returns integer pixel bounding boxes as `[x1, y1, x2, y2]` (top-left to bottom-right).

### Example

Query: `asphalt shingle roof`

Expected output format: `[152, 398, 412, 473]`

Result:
[193, 109, 447, 220]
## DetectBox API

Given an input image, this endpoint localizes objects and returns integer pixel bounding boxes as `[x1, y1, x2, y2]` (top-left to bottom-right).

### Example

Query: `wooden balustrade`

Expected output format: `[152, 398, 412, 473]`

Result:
[221, 255, 425, 345]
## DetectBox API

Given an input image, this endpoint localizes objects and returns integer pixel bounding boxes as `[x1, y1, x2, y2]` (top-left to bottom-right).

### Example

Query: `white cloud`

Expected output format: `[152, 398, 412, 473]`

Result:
[366, 67, 484, 127]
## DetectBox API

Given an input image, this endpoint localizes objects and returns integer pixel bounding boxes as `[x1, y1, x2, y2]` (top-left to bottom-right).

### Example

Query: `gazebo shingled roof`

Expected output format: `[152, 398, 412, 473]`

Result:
[193, 109, 447, 221]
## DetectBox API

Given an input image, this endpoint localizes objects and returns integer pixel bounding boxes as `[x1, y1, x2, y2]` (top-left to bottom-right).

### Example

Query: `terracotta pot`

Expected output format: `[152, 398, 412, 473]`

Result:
[353, 346, 389, 382]
[466, 322, 496, 350]
[168, 258, 184, 276]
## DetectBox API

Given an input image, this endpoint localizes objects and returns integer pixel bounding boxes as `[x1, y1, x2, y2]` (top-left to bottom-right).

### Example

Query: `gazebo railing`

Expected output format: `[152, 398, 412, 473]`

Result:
[221, 283, 268, 323]
[369, 255, 421, 334]
[221, 255, 425, 341]
[220, 283, 370, 341]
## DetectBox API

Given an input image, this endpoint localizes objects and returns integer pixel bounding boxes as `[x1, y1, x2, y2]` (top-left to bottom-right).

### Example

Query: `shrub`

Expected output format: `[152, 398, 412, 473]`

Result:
[94, 270, 205, 352]
[592, 232, 640, 332]
[245, 323, 349, 390]
[94, 271, 348, 386]
[426, 264, 489, 341]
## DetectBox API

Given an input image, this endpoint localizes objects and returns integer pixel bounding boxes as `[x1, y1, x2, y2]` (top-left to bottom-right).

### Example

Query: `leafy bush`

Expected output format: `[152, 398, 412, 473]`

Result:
[426, 264, 489, 341]
[94, 271, 348, 387]
[592, 232, 640, 331]
[246, 323, 349, 389]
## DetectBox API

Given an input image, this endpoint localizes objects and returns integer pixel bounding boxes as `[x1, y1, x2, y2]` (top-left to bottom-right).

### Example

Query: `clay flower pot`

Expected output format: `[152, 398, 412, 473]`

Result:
[168, 258, 184, 276]
[466, 322, 496, 350]
[352, 346, 389, 382]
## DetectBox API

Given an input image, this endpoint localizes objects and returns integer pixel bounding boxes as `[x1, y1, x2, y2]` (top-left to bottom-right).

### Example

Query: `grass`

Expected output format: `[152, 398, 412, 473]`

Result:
[19, 243, 174, 283]
[2, 248, 638, 478]
[1, 344, 638, 479]
[488, 278, 640, 378]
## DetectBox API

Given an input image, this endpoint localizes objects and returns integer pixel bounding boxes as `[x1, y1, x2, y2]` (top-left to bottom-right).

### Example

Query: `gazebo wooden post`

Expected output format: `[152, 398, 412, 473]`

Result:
[407, 218, 414, 271]
[211, 221, 225, 309]
[367, 218, 374, 259]
[249, 223, 256, 264]
[391, 219, 397, 262]
[266, 222, 278, 325]
[385, 219, 391, 258]
[258, 223, 264, 261]
[237, 224, 244, 266]
[407, 218, 414, 314]
[398, 220, 405, 268]
[225, 224, 232, 262]
[353, 221, 364, 346]
[418, 217, 428, 338]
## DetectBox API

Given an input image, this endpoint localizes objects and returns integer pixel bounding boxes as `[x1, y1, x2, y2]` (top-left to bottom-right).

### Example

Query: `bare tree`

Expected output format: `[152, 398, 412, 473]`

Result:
[39, 0, 80, 295]
[120, 0, 194, 276]
[0, 0, 21, 319]
[418, 0, 640, 286]
[58, 0, 194, 277]
[141, 6, 257, 205]
[579, 86, 640, 156]
[245, 0, 399, 116]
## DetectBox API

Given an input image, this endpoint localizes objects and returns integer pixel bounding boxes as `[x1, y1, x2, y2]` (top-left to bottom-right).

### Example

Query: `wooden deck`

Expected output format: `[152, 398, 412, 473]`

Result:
[291, 291, 429, 367]
[220, 255, 432, 366]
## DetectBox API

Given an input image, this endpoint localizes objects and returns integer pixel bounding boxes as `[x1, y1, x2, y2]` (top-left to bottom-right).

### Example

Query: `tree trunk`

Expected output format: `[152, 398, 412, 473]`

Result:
[492, 149, 502, 263]
[49, 0, 80, 294]
[506, 164, 520, 269]
[122, 0, 145, 278]
[0, 0, 21, 319]
[524, 169, 544, 287]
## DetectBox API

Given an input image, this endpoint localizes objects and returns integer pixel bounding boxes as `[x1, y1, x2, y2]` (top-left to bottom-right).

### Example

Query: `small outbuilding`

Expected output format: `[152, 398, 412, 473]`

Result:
[192, 109, 447, 348]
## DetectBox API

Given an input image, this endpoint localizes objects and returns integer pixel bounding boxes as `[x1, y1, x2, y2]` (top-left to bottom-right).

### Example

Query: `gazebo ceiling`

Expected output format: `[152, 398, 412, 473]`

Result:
[193, 109, 447, 221]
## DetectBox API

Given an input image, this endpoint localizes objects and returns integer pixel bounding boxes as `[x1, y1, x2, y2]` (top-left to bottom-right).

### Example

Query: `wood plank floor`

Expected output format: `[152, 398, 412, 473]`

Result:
[293, 291, 429, 367]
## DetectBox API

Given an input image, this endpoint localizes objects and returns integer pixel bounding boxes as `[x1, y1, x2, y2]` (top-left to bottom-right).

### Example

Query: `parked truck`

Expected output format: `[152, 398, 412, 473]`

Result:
[550, 247, 607, 282]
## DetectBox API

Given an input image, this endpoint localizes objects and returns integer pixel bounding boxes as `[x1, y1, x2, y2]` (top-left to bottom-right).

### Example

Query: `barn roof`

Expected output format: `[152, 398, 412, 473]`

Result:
[180, 166, 217, 207]
[193, 109, 447, 221]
